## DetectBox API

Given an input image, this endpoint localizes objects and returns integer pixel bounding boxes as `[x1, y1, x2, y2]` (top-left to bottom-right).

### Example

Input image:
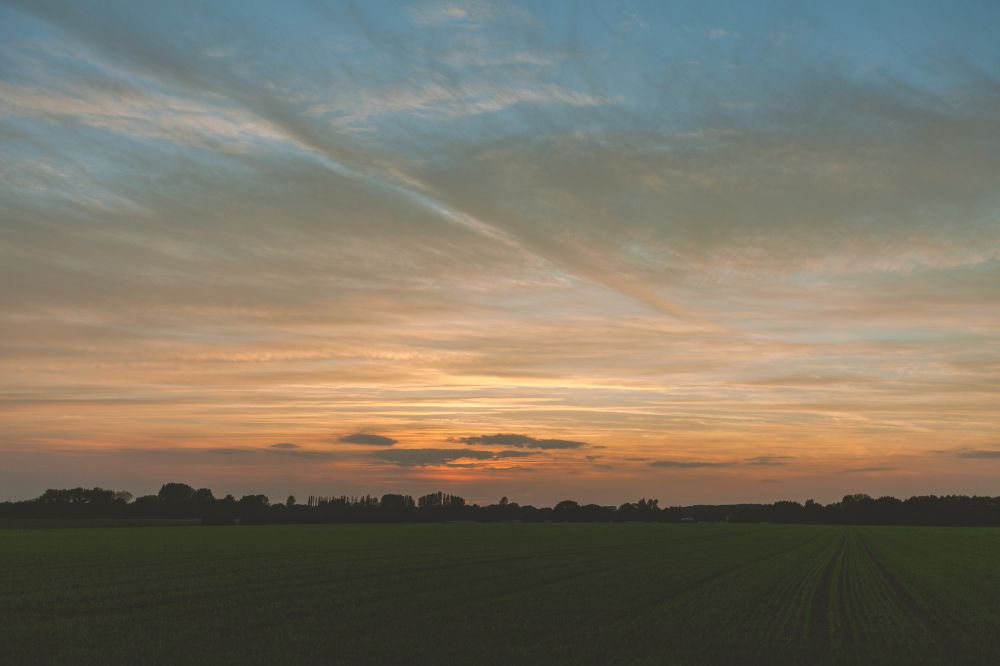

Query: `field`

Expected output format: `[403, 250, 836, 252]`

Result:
[2, 523, 999, 665]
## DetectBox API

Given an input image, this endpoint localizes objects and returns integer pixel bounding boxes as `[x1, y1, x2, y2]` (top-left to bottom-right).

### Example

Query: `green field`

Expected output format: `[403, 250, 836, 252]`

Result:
[2, 523, 998, 665]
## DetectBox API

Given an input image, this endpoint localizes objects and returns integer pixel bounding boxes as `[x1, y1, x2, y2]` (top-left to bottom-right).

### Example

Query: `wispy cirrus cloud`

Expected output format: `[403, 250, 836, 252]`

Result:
[457, 433, 588, 449]
[746, 456, 795, 466]
[0, 79, 285, 150]
[837, 466, 896, 474]
[650, 456, 794, 469]
[648, 460, 734, 469]
[953, 450, 1000, 459]
[350, 81, 612, 121]
[409, 1, 539, 29]
[369, 448, 538, 467]
[205, 447, 254, 456]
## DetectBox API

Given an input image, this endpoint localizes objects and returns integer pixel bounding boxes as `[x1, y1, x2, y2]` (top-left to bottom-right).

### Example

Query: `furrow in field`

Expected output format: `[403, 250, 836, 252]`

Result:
[855, 531, 962, 659]
[749, 531, 838, 646]
[807, 528, 847, 649]
[9, 540, 627, 624]
[299, 528, 753, 625]
[6, 524, 999, 666]
[25, 526, 714, 628]
[876, 528, 1000, 660]
[37, 526, 757, 624]
[592, 527, 830, 639]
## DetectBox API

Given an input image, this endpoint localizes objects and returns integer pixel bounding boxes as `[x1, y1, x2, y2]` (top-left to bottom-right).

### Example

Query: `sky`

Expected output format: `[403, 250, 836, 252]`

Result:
[1, 0, 999, 506]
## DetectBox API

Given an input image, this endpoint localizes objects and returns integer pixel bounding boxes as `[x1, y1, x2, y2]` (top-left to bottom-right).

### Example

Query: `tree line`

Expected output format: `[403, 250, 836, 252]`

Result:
[2, 484, 1000, 526]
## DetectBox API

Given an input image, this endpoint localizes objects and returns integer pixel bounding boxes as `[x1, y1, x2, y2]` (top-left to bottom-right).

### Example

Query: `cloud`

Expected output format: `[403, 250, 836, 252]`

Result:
[205, 447, 254, 455]
[457, 433, 587, 449]
[266, 446, 339, 460]
[269, 442, 299, 449]
[648, 456, 793, 469]
[369, 448, 494, 467]
[5, 0, 696, 322]
[837, 466, 896, 474]
[648, 460, 734, 469]
[492, 450, 538, 459]
[954, 450, 1000, 459]
[338, 433, 398, 446]
[746, 456, 795, 466]
[0, 79, 284, 150]
[352, 81, 611, 121]
[370, 447, 538, 467]
[409, 1, 538, 29]
[438, 49, 561, 69]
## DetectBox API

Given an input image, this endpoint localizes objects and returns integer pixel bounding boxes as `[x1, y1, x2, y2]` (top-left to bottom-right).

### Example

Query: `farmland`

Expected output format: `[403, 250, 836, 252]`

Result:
[2, 523, 998, 665]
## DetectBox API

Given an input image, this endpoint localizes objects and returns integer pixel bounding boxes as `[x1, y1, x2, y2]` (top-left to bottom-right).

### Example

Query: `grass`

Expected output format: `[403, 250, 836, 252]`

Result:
[0, 518, 203, 528]
[1, 523, 998, 665]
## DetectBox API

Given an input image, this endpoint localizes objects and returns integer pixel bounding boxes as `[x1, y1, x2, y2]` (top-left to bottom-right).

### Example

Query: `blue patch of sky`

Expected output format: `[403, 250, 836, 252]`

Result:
[3, 1, 998, 161]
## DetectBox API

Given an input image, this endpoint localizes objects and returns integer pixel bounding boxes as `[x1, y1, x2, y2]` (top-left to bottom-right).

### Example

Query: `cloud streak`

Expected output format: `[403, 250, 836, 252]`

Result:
[954, 450, 1000, 460]
[338, 433, 399, 447]
[648, 460, 734, 469]
[457, 433, 588, 449]
[6, 0, 701, 322]
[369, 448, 537, 467]
[650, 456, 794, 469]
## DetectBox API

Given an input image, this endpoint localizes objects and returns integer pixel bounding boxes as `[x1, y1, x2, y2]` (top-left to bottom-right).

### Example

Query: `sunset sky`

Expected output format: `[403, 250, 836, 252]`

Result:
[2, 1, 999, 505]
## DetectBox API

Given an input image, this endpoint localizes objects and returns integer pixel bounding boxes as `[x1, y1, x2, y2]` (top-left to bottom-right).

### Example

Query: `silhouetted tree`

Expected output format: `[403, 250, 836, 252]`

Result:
[4, 481, 999, 527]
[158, 483, 196, 504]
